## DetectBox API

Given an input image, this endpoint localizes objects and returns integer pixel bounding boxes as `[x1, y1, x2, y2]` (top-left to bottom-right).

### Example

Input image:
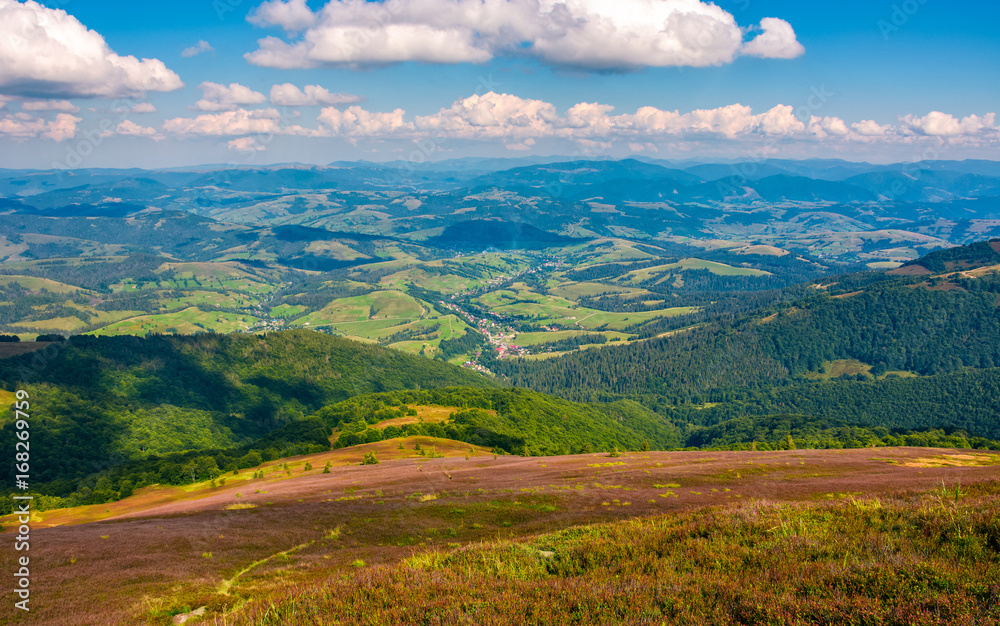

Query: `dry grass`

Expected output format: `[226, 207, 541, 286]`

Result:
[371, 405, 495, 429]
[3, 447, 1000, 625]
[903, 453, 1000, 468]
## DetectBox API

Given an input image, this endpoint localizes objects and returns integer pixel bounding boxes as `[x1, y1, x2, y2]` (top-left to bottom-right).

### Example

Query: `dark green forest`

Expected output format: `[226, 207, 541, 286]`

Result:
[492, 271, 1000, 401]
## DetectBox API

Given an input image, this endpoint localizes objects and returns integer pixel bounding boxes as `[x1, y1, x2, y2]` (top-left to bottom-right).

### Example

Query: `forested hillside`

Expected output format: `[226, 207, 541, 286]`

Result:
[685, 368, 1000, 440]
[494, 273, 1000, 399]
[316, 387, 680, 455]
[492, 241, 1000, 438]
[0, 330, 494, 501]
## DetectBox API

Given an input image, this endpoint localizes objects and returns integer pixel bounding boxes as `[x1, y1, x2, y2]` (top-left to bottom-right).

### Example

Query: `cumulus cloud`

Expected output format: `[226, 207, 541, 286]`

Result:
[317, 105, 411, 136]
[248, 0, 316, 32]
[742, 18, 805, 60]
[415, 92, 559, 139]
[270, 83, 364, 106]
[0, 111, 79, 141]
[245, 0, 803, 70]
[228, 137, 267, 152]
[194, 82, 267, 112]
[808, 116, 851, 138]
[165, 108, 289, 136]
[21, 99, 79, 113]
[156, 89, 1000, 154]
[0, 0, 183, 98]
[182, 40, 214, 58]
[131, 102, 157, 113]
[114, 119, 160, 138]
[851, 120, 889, 137]
[899, 111, 997, 137]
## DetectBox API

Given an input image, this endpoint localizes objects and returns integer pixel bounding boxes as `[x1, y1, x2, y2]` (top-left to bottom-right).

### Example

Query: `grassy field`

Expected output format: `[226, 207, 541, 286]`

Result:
[158, 290, 262, 310]
[89, 307, 261, 336]
[112, 262, 278, 295]
[805, 359, 921, 382]
[371, 405, 495, 429]
[0, 275, 85, 293]
[617, 258, 771, 285]
[303, 240, 370, 261]
[227, 482, 1000, 625]
[291, 291, 425, 327]
[476, 284, 696, 331]
[566, 238, 660, 264]
[3, 446, 999, 625]
[288, 290, 474, 349]
[547, 282, 655, 300]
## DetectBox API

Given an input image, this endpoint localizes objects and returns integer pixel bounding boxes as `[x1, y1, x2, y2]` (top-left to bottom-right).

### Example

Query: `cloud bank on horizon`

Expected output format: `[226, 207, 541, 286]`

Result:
[0, 0, 997, 166]
[157, 90, 997, 155]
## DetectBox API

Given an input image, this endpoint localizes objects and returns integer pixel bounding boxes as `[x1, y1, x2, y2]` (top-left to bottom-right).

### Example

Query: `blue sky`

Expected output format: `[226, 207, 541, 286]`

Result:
[1, 0, 998, 168]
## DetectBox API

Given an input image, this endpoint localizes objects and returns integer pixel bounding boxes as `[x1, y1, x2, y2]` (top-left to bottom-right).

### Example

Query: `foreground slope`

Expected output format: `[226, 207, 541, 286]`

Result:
[1, 447, 998, 625]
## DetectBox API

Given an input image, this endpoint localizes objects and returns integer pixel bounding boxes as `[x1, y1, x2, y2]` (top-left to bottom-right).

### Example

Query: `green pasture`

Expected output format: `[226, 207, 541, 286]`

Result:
[89, 308, 261, 336]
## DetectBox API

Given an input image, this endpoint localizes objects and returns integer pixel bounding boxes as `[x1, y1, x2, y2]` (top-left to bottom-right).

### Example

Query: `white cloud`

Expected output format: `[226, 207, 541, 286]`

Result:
[317, 105, 411, 136]
[165, 108, 290, 136]
[156, 89, 1000, 154]
[270, 83, 363, 106]
[742, 18, 805, 60]
[131, 102, 157, 113]
[248, 0, 316, 32]
[182, 40, 214, 58]
[245, 0, 803, 71]
[851, 120, 889, 137]
[194, 82, 267, 112]
[756, 104, 805, 135]
[808, 116, 851, 138]
[114, 119, 159, 138]
[0, 0, 183, 98]
[899, 111, 998, 137]
[564, 102, 616, 133]
[530, 0, 745, 70]
[415, 92, 559, 139]
[228, 137, 267, 152]
[21, 99, 79, 113]
[0, 112, 79, 141]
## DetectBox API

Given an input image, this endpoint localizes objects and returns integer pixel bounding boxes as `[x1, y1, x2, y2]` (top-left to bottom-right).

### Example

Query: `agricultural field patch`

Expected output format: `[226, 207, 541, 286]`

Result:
[89, 307, 261, 336]
[475, 285, 695, 331]
[292, 291, 425, 327]
[0, 275, 85, 293]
